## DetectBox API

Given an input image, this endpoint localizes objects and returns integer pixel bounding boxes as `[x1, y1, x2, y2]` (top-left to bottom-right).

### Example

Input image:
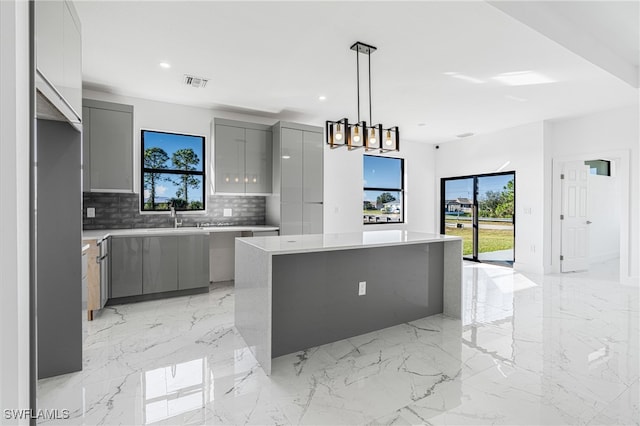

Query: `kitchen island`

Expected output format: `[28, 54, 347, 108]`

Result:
[235, 230, 463, 374]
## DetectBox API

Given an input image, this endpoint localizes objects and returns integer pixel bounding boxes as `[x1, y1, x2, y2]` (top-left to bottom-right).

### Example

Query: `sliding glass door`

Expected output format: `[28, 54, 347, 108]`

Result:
[442, 172, 515, 265]
[442, 177, 475, 260]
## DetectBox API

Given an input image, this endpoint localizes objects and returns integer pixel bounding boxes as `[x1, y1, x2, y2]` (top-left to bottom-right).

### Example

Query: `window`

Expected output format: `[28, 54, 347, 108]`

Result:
[363, 155, 404, 224]
[584, 159, 611, 176]
[141, 130, 205, 211]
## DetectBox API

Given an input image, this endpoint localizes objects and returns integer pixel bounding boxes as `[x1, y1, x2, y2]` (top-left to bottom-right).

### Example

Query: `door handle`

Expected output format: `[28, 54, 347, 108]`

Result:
[586, 221, 592, 225]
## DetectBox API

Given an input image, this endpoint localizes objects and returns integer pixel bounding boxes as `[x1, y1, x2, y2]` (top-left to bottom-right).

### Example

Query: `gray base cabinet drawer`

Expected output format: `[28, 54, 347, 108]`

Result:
[143, 236, 178, 294]
[110, 237, 142, 298]
[178, 235, 210, 290]
[251, 230, 279, 237]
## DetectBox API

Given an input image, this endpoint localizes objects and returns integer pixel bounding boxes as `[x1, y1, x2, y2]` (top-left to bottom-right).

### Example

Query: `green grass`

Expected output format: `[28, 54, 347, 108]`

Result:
[444, 227, 514, 256]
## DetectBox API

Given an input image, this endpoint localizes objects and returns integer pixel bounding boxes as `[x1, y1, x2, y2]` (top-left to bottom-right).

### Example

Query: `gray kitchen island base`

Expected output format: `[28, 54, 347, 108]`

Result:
[235, 231, 462, 375]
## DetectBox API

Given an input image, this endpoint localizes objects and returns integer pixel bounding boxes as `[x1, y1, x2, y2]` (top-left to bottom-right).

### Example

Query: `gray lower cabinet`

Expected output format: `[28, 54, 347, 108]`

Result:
[143, 236, 178, 294]
[110, 236, 143, 298]
[251, 230, 279, 237]
[281, 203, 303, 235]
[178, 235, 210, 290]
[303, 203, 324, 234]
[109, 234, 209, 301]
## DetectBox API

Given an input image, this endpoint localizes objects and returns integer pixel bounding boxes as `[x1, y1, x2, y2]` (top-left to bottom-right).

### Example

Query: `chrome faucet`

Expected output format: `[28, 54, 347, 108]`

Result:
[169, 205, 182, 228]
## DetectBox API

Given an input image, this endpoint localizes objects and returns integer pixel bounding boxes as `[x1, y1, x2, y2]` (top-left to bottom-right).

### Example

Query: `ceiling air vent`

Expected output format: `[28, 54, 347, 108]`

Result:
[183, 74, 209, 89]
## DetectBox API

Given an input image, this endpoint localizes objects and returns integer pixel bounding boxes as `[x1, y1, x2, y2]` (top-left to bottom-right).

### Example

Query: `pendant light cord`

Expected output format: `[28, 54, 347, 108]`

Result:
[368, 51, 372, 124]
[356, 49, 361, 123]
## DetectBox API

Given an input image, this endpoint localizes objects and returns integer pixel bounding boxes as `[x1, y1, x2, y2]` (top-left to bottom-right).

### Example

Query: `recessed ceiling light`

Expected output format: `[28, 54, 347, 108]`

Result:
[444, 72, 485, 84]
[492, 71, 555, 86]
[456, 132, 475, 138]
[282, 155, 291, 159]
[318, 95, 327, 101]
[159, 62, 171, 69]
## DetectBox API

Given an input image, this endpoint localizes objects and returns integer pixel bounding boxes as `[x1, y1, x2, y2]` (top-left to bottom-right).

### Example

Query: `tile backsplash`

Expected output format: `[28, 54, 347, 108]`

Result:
[82, 192, 265, 230]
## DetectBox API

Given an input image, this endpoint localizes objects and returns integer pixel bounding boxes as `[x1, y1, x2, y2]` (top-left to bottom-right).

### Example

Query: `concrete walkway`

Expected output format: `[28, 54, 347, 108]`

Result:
[478, 248, 514, 261]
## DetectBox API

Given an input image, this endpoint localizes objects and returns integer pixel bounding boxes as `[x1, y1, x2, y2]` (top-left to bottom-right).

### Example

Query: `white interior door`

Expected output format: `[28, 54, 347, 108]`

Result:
[561, 161, 590, 272]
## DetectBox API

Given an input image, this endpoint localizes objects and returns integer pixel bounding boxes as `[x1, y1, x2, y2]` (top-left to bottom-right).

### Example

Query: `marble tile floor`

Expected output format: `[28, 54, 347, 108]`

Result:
[37, 260, 639, 425]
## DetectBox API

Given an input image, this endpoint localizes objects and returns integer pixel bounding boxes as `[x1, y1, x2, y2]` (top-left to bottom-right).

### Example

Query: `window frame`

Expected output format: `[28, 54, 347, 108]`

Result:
[140, 129, 206, 212]
[363, 154, 405, 225]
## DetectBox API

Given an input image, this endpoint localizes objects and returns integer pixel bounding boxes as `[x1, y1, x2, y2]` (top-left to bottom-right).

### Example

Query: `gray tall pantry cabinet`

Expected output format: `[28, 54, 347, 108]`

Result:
[267, 122, 324, 235]
[35, 0, 83, 379]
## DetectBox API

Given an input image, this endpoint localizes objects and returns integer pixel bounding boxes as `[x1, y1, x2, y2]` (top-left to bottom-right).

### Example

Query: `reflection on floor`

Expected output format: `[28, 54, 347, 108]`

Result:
[37, 260, 639, 425]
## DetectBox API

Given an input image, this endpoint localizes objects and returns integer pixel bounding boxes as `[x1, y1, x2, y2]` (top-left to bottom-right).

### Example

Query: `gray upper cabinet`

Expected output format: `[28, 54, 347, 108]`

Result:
[61, 1, 82, 115]
[143, 236, 178, 294]
[214, 124, 245, 193]
[267, 122, 324, 235]
[214, 118, 272, 194]
[110, 237, 143, 298]
[302, 130, 323, 203]
[83, 99, 134, 192]
[280, 128, 303, 204]
[178, 235, 210, 290]
[35, 0, 82, 124]
[36, 1, 64, 91]
[245, 129, 273, 194]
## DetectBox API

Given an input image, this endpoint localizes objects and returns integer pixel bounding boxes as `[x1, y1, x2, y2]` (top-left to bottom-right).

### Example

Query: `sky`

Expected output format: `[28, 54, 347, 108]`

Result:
[363, 156, 403, 204]
[363, 155, 401, 188]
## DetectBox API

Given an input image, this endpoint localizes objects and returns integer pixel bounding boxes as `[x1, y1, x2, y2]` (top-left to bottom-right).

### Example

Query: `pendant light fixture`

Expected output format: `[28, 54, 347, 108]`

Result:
[326, 41, 399, 152]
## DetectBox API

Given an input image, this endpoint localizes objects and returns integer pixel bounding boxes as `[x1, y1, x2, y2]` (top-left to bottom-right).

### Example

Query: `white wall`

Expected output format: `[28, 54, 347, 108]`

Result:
[0, 0, 31, 421]
[323, 140, 436, 234]
[588, 173, 620, 263]
[545, 105, 639, 280]
[433, 122, 546, 274]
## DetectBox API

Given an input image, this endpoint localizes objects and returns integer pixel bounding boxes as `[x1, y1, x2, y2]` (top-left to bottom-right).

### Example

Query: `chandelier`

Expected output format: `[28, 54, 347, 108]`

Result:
[326, 41, 399, 152]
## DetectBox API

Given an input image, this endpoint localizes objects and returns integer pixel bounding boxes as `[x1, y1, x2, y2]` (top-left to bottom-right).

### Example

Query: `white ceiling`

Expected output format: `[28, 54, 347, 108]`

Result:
[75, 1, 639, 143]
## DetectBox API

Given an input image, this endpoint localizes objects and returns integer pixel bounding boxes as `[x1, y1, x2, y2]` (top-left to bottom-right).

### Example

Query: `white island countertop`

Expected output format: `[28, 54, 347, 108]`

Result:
[83, 225, 279, 240]
[237, 230, 461, 255]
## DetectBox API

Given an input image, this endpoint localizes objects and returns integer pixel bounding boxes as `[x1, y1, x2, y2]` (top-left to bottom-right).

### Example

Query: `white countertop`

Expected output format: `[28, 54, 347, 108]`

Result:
[237, 230, 461, 255]
[83, 225, 279, 240]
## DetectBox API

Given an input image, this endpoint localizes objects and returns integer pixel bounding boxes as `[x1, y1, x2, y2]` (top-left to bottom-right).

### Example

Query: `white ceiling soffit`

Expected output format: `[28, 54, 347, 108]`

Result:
[75, 1, 639, 143]
[488, 1, 640, 88]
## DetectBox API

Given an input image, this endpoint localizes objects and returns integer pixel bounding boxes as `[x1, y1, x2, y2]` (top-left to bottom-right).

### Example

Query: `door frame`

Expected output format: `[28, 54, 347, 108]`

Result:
[440, 171, 516, 264]
[550, 150, 630, 281]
